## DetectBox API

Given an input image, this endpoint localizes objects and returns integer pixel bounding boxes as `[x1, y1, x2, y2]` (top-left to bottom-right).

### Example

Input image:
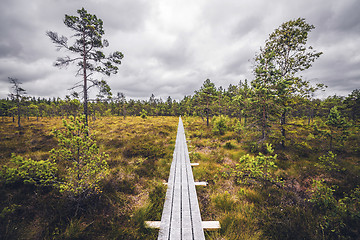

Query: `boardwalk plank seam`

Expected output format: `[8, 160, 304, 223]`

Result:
[158, 117, 206, 240]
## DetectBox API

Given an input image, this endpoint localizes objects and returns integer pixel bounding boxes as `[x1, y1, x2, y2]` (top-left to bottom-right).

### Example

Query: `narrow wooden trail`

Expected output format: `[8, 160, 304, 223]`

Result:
[158, 117, 205, 240]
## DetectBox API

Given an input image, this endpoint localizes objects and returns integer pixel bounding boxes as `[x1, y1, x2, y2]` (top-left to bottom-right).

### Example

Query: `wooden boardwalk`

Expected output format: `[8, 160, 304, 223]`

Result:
[158, 117, 205, 240]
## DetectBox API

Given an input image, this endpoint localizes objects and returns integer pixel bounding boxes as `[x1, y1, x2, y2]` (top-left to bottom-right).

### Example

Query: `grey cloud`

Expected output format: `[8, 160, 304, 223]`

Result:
[0, 41, 22, 58]
[231, 15, 264, 38]
[1, 0, 360, 100]
[81, 0, 152, 32]
[331, 1, 360, 33]
[154, 38, 193, 70]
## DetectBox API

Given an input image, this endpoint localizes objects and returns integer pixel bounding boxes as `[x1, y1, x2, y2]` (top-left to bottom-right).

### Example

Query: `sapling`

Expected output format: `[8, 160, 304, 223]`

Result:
[49, 115, 109, 199]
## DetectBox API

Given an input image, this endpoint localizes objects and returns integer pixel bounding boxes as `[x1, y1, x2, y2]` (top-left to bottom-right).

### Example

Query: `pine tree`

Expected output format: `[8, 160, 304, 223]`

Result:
[8, 77, 27, 128]
[49, 115, 109, 200]
[325, 106, 348, 151]
[253, 18, 323, 146]
[47, 8, 123, 126]
[194, 79, 217, 126]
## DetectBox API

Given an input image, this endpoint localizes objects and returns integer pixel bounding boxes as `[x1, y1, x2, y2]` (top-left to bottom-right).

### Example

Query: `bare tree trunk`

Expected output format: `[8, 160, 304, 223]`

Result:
[83, 32, 88, 127]
[206, 96, 210, 127]
[123, 104, 126, 120]
[262, 103, 266, 140]
[280, 109, 286, 148]
[17, 99, 21, 128]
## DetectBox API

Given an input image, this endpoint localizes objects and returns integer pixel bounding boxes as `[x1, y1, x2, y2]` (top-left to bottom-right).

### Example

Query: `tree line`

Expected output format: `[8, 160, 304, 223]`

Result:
[2, 78, 359, 124]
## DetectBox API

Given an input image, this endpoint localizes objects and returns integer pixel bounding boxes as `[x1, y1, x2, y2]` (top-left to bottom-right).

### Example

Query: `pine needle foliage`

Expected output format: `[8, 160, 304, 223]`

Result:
[1, 153, 57, 186]
[232, 144, 280, 186]
[49, 115, 109, 199]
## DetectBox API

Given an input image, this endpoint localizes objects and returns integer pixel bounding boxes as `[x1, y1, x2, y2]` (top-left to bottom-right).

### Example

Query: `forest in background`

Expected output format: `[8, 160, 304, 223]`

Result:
[1, 78, 359, 140]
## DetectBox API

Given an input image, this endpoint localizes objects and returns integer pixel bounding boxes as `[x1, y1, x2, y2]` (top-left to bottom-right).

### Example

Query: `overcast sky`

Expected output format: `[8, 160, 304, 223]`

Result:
[0, 0, 359, 101]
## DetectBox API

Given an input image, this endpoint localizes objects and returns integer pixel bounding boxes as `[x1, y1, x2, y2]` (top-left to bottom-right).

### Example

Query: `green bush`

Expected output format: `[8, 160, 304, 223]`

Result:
[1, 153, 57, 186]
[50, 115, 109, 198]
[212, 115, 228, 135]
[309, 181, 360, 238]
[309, 180, 337, 212]
[231, 144, 280, 186]
[315, 151, 342, 173]
[140, 109, 147, 119]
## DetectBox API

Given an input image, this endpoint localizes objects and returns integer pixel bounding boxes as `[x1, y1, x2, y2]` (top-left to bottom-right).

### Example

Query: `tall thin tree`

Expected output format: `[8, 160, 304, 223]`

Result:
[8, 77, 27, 128]
[47, 8, 124, 126]
[195, 79, 217, 126]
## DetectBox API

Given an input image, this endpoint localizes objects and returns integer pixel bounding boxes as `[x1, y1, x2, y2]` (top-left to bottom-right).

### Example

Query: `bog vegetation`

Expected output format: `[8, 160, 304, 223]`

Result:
[0, 9, 359, 240]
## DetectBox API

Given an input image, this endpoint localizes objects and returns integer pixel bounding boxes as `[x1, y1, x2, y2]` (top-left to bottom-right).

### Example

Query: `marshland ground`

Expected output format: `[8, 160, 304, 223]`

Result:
[0, 115, 359, 240]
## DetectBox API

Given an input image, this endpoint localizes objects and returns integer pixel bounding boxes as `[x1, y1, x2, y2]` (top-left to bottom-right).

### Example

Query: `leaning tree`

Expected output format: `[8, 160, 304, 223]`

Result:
[47, 8, 124, 125]
[253, 18, 323, 147]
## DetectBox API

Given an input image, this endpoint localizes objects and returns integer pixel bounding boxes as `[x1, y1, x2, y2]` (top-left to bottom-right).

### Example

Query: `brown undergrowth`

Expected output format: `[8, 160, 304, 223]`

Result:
[0, 116, 177, 239]
[182, 116, 360, 240]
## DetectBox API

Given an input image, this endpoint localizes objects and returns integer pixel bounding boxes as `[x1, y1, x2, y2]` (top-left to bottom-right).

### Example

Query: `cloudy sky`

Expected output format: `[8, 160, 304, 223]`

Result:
[0, 0, 359, 100]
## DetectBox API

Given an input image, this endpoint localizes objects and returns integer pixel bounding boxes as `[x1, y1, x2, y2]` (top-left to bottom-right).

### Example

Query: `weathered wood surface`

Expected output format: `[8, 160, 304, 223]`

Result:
[158, 117, 205, 240]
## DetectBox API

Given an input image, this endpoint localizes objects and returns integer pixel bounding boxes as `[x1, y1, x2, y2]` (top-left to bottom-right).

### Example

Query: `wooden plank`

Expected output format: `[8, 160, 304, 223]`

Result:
[158, 117, 206, 240]
[202, 221, 221, 230]
[146, 221, 221, 230]
[194, 182, 208, 186]
[145, 221, 161, 228]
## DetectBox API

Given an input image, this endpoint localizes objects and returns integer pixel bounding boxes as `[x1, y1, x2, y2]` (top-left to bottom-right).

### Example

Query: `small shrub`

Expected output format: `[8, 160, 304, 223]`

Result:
[234, 120, 243, 134]
[140, 109, 147, 119]
[261, 206, 316, 240]
[232, 144, 280, 186]
[212, 115, 228, 135]
[50, 115, 109, 199]
[62, 218, 91, 240]
[315, 151, 342, 173]
[309, 181, 360, 238]
[0, 204, 21, 218]
[309, 180, 337, 212]
[210, 148, 225, 163]
[1, 153, 57, 187]
[224, 141, 236, 150]
[245, 141, 259, 153]
[147, 183, 166, 220]
[238, 188, 264, 204]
